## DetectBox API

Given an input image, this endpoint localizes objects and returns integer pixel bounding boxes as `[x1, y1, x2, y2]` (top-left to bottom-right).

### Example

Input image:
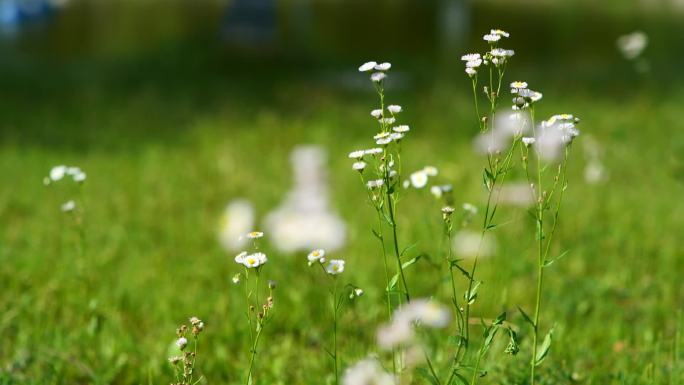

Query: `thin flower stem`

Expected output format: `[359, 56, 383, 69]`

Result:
[332, 278, 339, 385]
[246, 322, 263, 385]
[387, 190, 410, 303]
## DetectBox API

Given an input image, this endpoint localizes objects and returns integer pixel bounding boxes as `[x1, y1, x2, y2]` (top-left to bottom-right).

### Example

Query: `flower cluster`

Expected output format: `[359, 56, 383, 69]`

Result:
[169, 317, 205, 385]
[233, 231, 268, 269]
[461, 29, 514, 77]
[45, 165, 86, 185]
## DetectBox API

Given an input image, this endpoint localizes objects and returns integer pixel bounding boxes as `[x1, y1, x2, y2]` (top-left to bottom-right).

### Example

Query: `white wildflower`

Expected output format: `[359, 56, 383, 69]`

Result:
[387, 105, 402, 114]
[371, 72, 386, 82]
[430, 185, 443, 199]
[370, 109, 383, 119]
[342, 358, 395, 385]
[364, 148, 383, 155]
[307, 249, 326, 264]
[483, 33, 501, 42]
[326, 259, 345, 275]
[247, 231, 264, 239]
[465, 67, 477, 77]
[234, 251, 247, 264]
[349, 150, 365, 159]
[358, 61, 377, 72]
[61, 200, 76, 212]
[49, 165, 67, 181]
[367, 179, 384, 189]
[393, 125, 409, 133]
[409, 171, 428, 188]
[352, 161, 367, 171]
[522, 137, 536, 146]
[176, 337, 188, 350]
[490, 29, 510, 37]
[374, 62, 391, 71]
[462, 203, 478, 215]
[617, 31, 648, 60]
[461, 53, 481, 62]
[466, 59, 482, 68]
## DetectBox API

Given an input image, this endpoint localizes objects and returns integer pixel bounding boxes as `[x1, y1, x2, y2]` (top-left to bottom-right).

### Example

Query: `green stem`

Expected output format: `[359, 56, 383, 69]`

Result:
[387, 190, 410, 302]
[332, 279, 339, 385]
[246, 323, 263, 385]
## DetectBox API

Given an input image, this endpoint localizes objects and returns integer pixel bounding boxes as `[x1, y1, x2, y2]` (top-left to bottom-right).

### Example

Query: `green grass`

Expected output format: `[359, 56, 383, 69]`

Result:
[2, 24, 684, 385]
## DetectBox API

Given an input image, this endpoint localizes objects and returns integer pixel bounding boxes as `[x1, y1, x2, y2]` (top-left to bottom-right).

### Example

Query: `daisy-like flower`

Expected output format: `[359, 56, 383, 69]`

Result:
[376, 136, 392, 145]
[522, 137, 536, 146]
[348, 150, 365, 159]
[393, 125, 410, 133]
[61, 200, 76, 212]
[441, 206, 455, 215]
[379, 117, 396, 125]
[374, 62, 391, 71]
[430, 185, 443, 199]
[367, 179, 384, 189]
[307, 249, 326, 264]
[371, 109, 383, 119]
[371, 72, 386, 82]
[466, 59, 482, 68]
[387, 105, 402, 114]
[465, 67, 477, 77]
[234, 251, 247, 264]
[247, 231, 264, 239]
[374, 132, 390, 140]
[243, 252, 267, 268]
[358, 61, 377, 72]
[390, 132, 404, 142]
[510, 81, 528, 93]
[490, 28, 510, 37]
[352, 161, 367, 171]
[410, 170, 428, 188]
[176, 337, 188, 350]
[326, 259, 345, 275]
[461, 53, 481, 62]
[483, 33, 501, 42]
[364, 148, 383, 155]
[49, 165, 67, 181]
[491, 48, 508, 57]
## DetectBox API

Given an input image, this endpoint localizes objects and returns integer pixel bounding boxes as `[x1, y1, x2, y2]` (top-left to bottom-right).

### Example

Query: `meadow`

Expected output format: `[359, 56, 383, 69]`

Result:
[2, 2, 684, 384]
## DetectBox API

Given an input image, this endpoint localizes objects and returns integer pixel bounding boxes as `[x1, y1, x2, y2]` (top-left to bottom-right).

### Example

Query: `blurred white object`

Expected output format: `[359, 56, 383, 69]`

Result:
[266, 145, 346, 253]
[498, 182, 535, 207]
[617, 31, 648, 60]
[584, 160, 608, 184]
[218, 199, 255, 252]
[452, 230, 497, 259]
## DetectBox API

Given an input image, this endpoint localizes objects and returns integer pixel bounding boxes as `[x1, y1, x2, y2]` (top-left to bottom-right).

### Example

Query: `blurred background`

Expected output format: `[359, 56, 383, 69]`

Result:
[1, 0, 684, 384]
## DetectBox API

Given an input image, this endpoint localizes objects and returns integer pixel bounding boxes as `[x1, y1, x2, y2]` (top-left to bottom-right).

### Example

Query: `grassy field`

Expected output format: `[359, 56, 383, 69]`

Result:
[2, 4, 684, 384]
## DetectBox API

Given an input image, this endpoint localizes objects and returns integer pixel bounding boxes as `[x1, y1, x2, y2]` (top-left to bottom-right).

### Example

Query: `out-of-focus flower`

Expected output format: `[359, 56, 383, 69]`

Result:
[370, 109, 383, 119]
[584, 160, 608, 184]
[617, 31, 648, 60]
[393, 125, 410, 133]
[374, 62, 391, 71]
[483, 33, 501, 42]
[219, 199, 255, 253]
[358, 61, 378, 72]
[176, 337, 188, 350]
[342, 358, 395, 385]
[352, 161, 367, 172]
[349, 150, 365, 159]
[247, 231, 264, 239]
[377, 299, 450, 349]
[409, 171, 428, 188]
[461, 53, 481, 62]
[367, 179, 384, 189]
[499, 182, 535, 207]
[387, 105, 402, 114]
[307, 249, 325, 264]
[326, 259, 345, 275]
[61, 200, 76, 212]
[50, 165, 67, 181]
[522, 137, 536, 147]
[364, 148, 383, 156]
[371, 72, 386, 82]
[452, 230, 497, 258]
[462, 203, 478, 215]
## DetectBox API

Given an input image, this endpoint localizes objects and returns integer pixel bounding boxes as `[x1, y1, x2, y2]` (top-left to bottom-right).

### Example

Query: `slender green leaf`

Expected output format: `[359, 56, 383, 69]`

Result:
[517, 306, 535, 328]
[534, 328, 555, 366]
[543, 250, 570, 267]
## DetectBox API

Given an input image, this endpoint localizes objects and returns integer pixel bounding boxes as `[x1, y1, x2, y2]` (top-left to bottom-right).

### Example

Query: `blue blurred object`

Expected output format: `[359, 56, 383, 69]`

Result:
[0, 0, 65, 36]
